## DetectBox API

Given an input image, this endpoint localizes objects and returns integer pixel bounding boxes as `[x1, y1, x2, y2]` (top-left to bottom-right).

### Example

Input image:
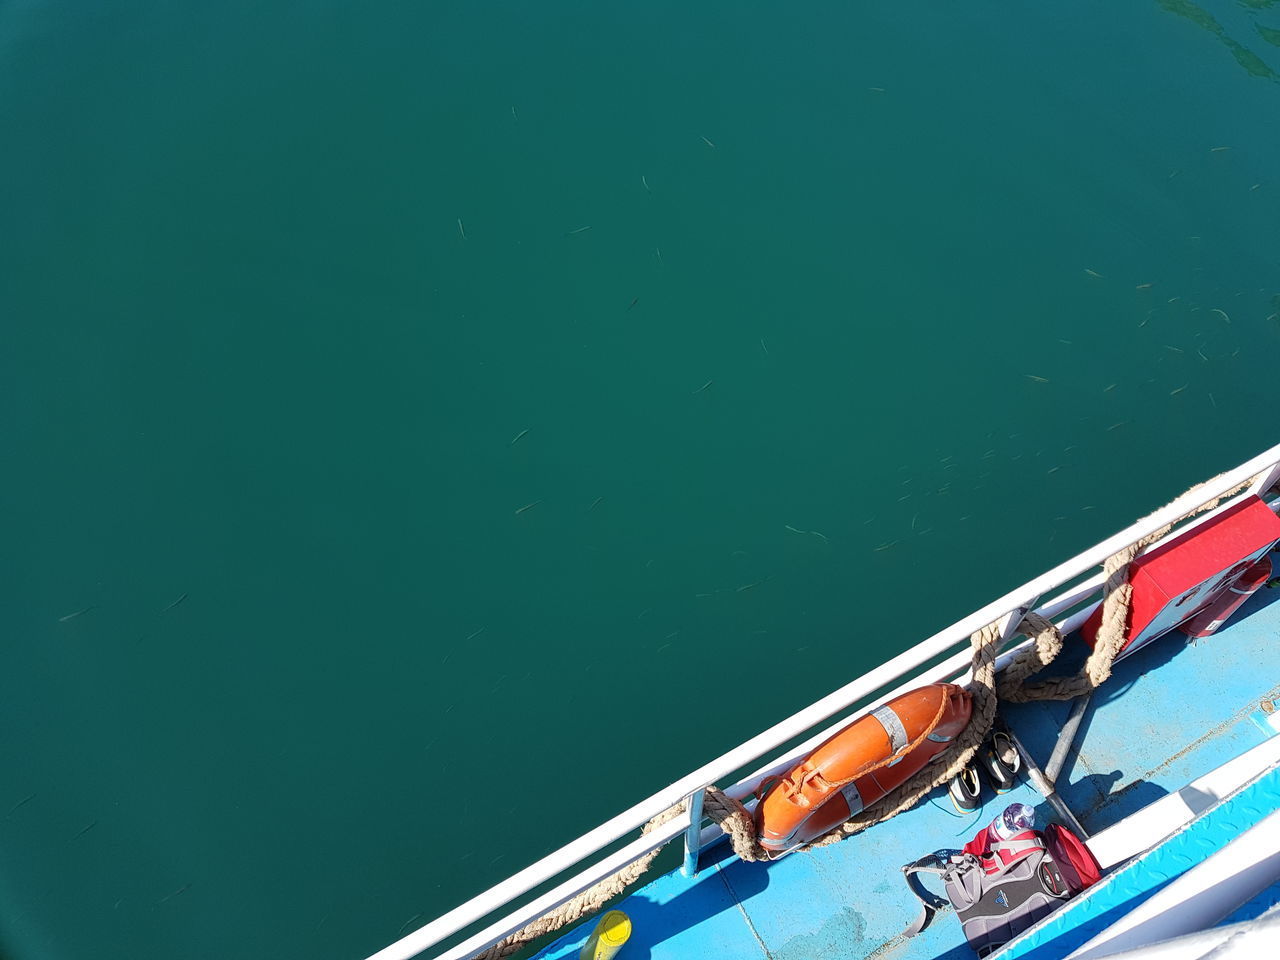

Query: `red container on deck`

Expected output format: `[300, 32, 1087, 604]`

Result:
[1081, 495, 1280, 658]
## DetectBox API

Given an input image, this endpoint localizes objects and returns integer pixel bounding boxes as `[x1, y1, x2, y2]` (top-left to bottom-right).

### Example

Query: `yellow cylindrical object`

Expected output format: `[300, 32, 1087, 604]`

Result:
[578, 910, 631, 960]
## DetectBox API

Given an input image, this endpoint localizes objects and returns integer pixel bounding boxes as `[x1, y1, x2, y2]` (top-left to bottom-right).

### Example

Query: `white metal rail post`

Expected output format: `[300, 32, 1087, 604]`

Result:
[365, 442, 1280, 960]
[682, 787, 706, 877]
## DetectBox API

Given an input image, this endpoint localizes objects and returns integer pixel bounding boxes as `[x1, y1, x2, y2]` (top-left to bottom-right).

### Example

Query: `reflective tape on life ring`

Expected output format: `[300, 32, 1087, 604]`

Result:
[872, 705, 909, 754]
[840, 779, 866, 817]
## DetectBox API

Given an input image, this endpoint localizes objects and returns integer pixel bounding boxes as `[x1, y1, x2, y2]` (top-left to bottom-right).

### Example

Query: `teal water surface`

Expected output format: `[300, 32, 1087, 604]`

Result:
[2, 2, 1279, 959]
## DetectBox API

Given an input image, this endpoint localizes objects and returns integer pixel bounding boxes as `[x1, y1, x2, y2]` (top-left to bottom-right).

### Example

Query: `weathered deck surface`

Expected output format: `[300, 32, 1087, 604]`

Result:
[531, 561, 1280, 960]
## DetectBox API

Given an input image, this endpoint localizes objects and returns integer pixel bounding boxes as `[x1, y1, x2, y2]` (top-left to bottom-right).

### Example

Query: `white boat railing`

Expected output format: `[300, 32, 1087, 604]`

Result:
[366, 442, 1280, 960]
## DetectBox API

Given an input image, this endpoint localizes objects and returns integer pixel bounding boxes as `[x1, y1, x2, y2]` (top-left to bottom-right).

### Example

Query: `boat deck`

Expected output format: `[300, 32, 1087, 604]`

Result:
[530, 557, 1280, 960]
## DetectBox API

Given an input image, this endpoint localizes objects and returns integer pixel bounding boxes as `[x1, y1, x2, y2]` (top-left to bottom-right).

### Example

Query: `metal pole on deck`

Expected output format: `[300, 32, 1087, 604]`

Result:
[1045, 693, 1092, 787]
[1005, 727, 1090, 839]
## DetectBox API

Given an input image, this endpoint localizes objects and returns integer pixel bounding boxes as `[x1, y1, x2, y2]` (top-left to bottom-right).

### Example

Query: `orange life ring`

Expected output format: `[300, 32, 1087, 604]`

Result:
[756, 682, 972, 852]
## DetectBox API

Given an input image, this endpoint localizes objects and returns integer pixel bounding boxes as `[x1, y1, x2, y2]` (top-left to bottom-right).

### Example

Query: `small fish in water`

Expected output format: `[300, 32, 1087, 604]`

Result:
[511, 106, 518, 121]
[157, 883, 191, 905]
[868, 87, 886, 93]
[1136, 282, 1153, 289]
[700, 135, 716, 148]
[873, 540, 899, 552]
[398, 914, 425, 937]
[1210, 308, 1231, 324]
[6, 793, 36, 817]
[1107, 421, 1129, 431]
[465, 627, 485, 642]
[760, 337, 769, 355]
[70, 821, 98, 842]
[655, 247, 663, 262]
[514, 499, 543, 515]
[457, 218, 466, 240]
[587, 496, 603, 511]
[566, 225, 592, 236]
[1104, 383, 1117, 392]
[691, 380, 714, 395]
[1024, 374, 1050, 383]
[641, 175, 651, 194]
[809, 530, 830, 543]
[58, 606, 94, 623]
[1210, 145, 1231, 152]
[627, 297, 638, 311]
[736, 577, 769, 593]
[161, 593, 188, 613]
[784, 524, 807, 534]
[1084, 268, 1104, 279]
[509, 428, 530, 446]
[1170, 384, 1188, 396]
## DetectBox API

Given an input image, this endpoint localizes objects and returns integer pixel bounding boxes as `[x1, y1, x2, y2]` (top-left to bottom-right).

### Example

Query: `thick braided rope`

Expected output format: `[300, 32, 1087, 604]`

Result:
[995, 611, 1063, 700]
[703, 787, 769, 862]
[469, 803, 684, 960]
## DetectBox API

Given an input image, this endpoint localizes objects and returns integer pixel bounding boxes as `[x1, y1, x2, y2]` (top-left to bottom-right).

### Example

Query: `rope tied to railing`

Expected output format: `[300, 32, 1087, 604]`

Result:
[465, 472, 1264, 959]
[794, 471, 1260, 852]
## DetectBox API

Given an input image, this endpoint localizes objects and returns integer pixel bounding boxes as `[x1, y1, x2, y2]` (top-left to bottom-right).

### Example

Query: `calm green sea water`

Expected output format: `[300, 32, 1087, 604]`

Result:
[2, 1, 1279, 958]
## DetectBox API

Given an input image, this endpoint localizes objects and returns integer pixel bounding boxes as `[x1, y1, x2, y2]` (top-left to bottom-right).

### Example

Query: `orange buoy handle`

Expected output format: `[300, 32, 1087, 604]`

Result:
[756, 683, 972, 852]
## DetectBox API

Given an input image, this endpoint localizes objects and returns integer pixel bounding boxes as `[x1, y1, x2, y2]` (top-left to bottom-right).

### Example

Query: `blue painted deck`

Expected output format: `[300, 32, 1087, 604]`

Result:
[530, 556, 1280, 960]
